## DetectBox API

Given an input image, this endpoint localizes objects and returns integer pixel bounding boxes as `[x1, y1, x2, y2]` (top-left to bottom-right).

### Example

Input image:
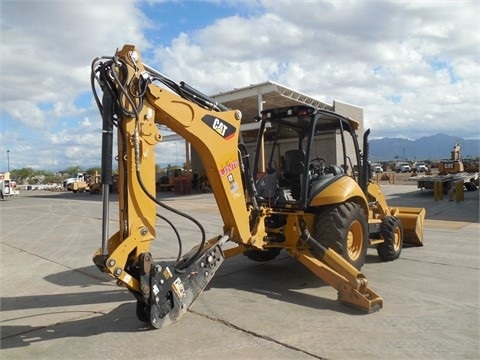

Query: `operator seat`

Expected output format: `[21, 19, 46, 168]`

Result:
[281, 149, 305, 200]
[282, 149, 305, 180]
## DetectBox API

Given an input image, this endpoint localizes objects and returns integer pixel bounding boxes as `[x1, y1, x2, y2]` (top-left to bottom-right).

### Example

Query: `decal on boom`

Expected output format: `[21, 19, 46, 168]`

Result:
[202, 115, 236, 140]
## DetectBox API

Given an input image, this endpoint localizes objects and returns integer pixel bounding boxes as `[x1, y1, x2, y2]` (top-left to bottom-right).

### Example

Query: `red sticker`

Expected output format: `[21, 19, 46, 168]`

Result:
[220, 159, 239, 176]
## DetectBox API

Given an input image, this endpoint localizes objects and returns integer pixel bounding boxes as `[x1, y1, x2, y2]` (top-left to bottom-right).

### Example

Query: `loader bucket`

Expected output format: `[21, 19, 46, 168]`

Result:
[395, 207, 426, 246]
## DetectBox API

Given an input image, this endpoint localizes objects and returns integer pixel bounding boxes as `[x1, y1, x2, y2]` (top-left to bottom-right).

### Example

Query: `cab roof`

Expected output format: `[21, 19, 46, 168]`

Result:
[261, 105, 360, 140]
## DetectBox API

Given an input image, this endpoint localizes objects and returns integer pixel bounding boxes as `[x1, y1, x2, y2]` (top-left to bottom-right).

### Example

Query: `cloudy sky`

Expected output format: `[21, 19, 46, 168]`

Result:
[1, 0, 478, 172]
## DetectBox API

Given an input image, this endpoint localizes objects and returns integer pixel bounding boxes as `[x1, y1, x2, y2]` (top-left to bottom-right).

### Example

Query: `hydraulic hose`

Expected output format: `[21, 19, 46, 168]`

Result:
[135, 168, 206, 270]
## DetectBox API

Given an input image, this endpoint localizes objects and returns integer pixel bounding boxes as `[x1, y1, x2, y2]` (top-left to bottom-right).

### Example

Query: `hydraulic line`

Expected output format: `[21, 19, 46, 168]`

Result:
[135, 167, 206, 270]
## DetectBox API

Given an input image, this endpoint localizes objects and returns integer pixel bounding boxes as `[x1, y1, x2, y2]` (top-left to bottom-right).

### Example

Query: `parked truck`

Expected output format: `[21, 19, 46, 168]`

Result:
[0, 172, 19, 198]
[64, 173, 87, 191]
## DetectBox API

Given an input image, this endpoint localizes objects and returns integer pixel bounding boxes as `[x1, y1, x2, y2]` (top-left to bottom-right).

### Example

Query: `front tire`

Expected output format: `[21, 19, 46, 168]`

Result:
[315, 201, 368, 270]
[377, 216, 403, 261]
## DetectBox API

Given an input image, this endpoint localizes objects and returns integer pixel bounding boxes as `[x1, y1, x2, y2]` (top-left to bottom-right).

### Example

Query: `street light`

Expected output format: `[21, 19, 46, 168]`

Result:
[7, 150, 10, 172]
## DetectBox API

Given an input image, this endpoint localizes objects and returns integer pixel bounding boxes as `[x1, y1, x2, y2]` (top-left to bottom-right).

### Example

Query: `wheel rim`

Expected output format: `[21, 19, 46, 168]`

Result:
[393, 226, 401, 251]
[347, 220, 364, 261]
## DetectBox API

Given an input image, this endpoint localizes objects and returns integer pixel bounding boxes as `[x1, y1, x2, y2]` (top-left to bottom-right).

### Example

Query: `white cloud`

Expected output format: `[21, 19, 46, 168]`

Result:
[151, 0, 478, 141]
[1, 0, 151, 128]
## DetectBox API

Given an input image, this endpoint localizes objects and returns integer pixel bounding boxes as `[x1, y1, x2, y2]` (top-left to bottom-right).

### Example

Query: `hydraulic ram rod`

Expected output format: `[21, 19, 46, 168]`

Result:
[100, 90, 114, 255]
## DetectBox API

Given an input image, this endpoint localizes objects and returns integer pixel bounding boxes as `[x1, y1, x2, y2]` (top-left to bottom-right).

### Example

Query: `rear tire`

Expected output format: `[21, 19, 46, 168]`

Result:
[377, 216, 403, 261]
[315, 201, 368, 270]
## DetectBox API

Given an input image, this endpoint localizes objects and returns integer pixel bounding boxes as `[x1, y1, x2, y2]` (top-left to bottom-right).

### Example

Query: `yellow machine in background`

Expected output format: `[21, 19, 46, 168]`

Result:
[91, 45, 425, 329]
[438, 141, 464, 174]
[156, 166, 185, 192]
[463, 158, 480, 173]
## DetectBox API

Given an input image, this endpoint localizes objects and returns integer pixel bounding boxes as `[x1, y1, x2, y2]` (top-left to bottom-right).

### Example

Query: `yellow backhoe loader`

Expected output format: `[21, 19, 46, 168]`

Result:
[91, 45, 425, 329]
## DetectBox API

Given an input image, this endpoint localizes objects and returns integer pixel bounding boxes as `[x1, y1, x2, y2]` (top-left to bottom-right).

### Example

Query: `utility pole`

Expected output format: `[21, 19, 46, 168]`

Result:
[7, 150, 10, 172]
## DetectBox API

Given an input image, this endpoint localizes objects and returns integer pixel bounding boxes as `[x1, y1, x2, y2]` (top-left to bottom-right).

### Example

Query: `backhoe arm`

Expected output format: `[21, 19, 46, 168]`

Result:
[91, 45, 267, 328]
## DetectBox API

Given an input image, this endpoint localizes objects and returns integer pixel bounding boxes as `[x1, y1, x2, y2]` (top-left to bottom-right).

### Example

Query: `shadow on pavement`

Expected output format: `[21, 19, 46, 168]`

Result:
[0, 303, 145, 349]
[209, 254, 370, 316]
[0, 290, 131, 313]
[43, 265, 113, 287]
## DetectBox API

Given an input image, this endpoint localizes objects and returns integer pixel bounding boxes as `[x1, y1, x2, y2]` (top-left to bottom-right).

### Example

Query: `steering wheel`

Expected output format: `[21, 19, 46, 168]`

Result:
[309, 157, 326, 178]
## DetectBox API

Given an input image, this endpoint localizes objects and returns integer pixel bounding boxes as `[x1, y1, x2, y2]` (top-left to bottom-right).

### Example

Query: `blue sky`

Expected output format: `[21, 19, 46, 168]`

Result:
[1, 0, 479, 172]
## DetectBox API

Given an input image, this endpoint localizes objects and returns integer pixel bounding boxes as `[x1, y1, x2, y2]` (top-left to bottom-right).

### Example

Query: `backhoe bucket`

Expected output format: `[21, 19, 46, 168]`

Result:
[395, 207, 426, 246]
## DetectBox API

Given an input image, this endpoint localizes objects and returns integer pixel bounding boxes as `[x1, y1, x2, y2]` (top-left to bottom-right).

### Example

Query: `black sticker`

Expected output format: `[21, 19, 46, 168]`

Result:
[202, 115, 236, 140]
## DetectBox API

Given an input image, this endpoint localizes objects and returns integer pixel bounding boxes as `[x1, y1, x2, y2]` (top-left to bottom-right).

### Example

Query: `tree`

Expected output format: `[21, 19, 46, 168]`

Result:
[43, 173, 63, 184]
[10, 167, 35, 183]
[63, 165, 83, 176]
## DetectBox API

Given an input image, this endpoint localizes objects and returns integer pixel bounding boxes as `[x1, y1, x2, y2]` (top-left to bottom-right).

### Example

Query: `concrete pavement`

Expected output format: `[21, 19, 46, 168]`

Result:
[1, 184, 479, 359]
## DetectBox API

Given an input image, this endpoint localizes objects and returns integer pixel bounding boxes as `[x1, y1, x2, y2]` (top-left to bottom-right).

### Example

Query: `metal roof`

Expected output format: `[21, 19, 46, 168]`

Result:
[211, 81, 333, 125]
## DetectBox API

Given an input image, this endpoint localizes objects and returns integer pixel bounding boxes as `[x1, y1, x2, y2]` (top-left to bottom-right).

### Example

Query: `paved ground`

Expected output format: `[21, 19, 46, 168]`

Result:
[1, 184, 479, 359]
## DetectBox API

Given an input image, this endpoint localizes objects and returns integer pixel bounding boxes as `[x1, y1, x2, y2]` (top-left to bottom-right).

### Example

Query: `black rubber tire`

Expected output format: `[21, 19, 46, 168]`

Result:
[314, 201, 368, 270]
[377, 216, 403, 261]
[465, 181, 477, 191]
[244, 248, 282, 262]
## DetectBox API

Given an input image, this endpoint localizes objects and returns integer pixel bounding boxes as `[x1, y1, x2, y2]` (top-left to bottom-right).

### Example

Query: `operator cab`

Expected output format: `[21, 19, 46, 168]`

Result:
[253, 105, 363, 209]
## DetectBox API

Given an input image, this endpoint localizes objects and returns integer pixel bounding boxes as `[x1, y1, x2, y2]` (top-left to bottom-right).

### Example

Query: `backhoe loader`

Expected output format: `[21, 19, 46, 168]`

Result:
[90, 45, 425, 329]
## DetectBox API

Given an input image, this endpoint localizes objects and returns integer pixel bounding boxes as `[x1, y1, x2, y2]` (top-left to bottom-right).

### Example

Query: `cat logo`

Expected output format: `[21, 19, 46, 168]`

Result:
[202, 115, 236, 140]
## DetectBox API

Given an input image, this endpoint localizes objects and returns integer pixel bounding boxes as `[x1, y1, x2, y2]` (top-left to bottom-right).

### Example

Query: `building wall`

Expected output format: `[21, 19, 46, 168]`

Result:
[333, 100, 364, 166]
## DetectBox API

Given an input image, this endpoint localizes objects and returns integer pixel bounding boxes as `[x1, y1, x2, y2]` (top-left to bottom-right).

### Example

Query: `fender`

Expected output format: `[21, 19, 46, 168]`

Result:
[309, 175, 368, 210]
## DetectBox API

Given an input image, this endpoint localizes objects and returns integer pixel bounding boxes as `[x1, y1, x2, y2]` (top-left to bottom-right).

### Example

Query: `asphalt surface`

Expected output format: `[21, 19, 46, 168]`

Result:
[1, 184, 479, 359]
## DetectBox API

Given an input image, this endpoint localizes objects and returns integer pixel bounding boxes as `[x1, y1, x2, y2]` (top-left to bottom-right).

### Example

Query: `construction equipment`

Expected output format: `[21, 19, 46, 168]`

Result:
[156, 166, 184, 192]
[462, 158, 479, 174]
[438, 141, 464, 174]
[88, 171, 102, 194]
[413, 141, 478, 192]
[90, 45, 425, 329]
[70, 180, 90, 193]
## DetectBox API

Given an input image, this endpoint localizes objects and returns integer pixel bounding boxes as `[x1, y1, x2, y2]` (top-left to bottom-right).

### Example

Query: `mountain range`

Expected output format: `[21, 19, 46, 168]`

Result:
[369, 133, 479, 162]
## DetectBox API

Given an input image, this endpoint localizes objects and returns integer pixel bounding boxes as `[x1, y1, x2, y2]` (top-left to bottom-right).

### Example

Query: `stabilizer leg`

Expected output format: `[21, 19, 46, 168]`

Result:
[295, 227, 383, 313]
